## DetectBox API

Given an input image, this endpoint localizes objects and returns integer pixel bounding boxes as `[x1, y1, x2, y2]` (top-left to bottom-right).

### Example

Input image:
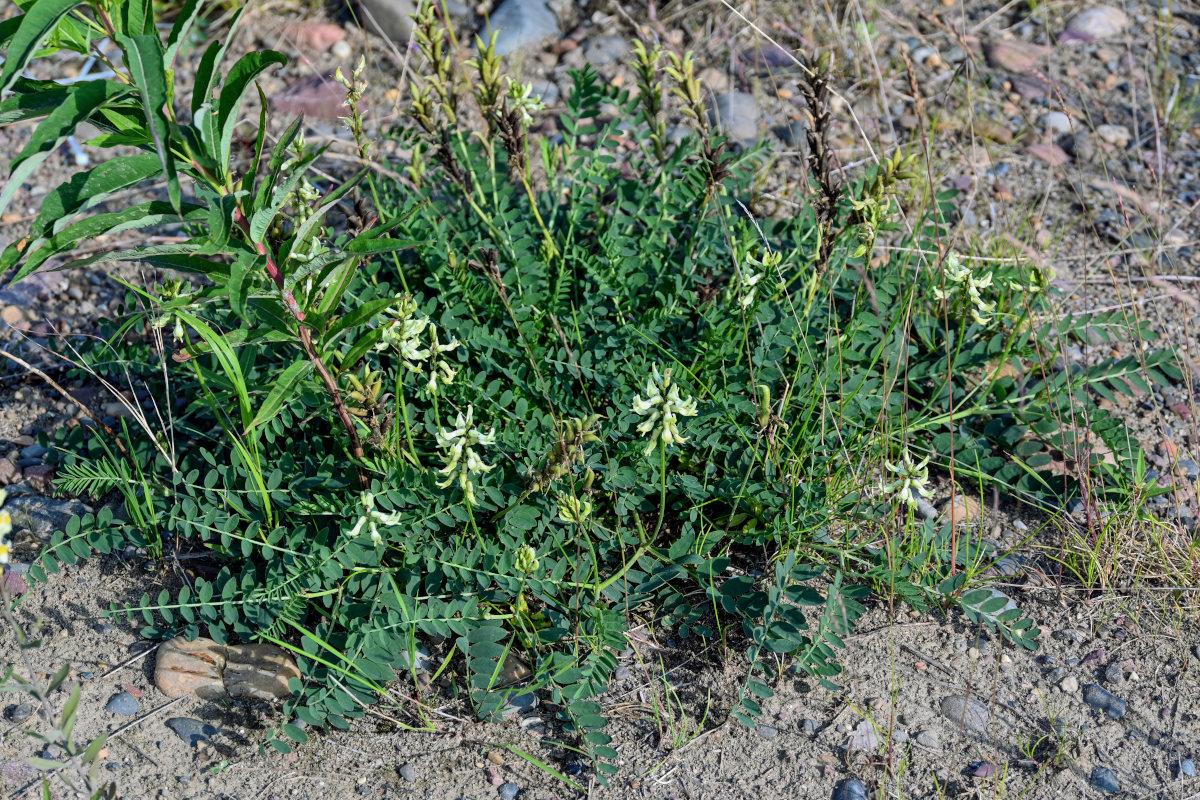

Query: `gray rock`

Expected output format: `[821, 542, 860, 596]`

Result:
[614, 665, 631, 681]
[1090, 766, 1121, 793]
[583, 35, 627, 66]
[3, 702, 34, 723]
[529, 80, 558, 106]
[832, 779, 868, 800]
[944, 46, 966, 63]
[1083, 684, 1127, 719]
[500, 690, 539, 716]
[916, 499, 938, 520]
[1179, 759, 1196, 779]
[915, 729, 939, 749]
[1095, 124, 1130, 149]
[498, 782, 520, 800]
[1064, 7, 1130, 41]
[1039, 112, 1073, 135]
[1104, 661, 1124, 685]
[801, 718, 819, 736]
[910, 46, 938, 65]
[709, 92, 759, 144]
[940, 695, 990, 735]
[484, 0, 559, 56]
[3, 494, 91, 539]
[19, 444, 46, 460]
[105, 692, 139, 716]
[165, 717, 218, 747]
[356, 0, 417, 45]
[757, 724, 778, 740]
[399, 763, 417, 782]
[891, 728, 908, 743]
[397, 646, 430, 672]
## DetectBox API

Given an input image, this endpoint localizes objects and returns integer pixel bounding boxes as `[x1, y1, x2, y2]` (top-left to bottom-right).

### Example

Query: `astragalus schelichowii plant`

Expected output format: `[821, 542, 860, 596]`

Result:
[4, 0, 1182, 781]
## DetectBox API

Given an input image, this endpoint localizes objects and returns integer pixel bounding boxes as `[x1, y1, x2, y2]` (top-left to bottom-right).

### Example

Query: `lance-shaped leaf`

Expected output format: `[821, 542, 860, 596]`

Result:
[0, 78, 72, 126]
[216, 51, 287, 169]
[164, 0, 203, 68]
[0, 0, 84, 94]
[247, 359, 314, 436]
[115, 33, 181, 212]
[0, 80, 133, 220]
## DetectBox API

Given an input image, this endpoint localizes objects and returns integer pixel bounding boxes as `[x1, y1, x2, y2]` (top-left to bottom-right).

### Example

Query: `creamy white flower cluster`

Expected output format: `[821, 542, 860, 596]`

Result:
[632, 365, 699, 456]
[882, 450, 934, 508]
[505, 79, 545, 127]
[932, 252, 995, 325]
[376, 295, 461, 393]
[436, 405, 496, 504]
[738, 249, 781, 308]
[347, 491, 405, 544]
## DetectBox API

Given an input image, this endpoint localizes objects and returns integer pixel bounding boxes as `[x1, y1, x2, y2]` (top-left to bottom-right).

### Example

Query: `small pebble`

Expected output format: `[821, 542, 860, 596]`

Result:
[105, 692, 139, 716]
[1083, 684, 1127, 719]
[399, 763, 417, 782]
[1090, 766, 1121, 794]
[4, 702, 34, 723]
[1178, 759, 1196, 779]
[1104, 662, 1124, 685]
[832, 779, 868, 800]
[498, 781, 520, 800]
[915, 730, 939, 749]
[614, 666, 631, 681]
[757, 724, 778, 740]
[1060, 675, 1078, 693]
[801, 718, 819, 736]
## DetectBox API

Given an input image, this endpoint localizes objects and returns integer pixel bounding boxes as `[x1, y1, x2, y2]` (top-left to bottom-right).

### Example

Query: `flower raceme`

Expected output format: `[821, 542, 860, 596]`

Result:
[347, 491, 405, 544]
[436, 406, 496, 503]
[632, 366, 698, 457]
[932, 252, 995, 325]
[882, 450, 935, 508]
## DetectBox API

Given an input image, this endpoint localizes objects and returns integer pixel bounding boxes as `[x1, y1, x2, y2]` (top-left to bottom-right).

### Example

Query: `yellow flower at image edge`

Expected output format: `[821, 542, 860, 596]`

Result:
[436, 406, 496, 504]
[632, 365, 698, 457]
[0, 489, 11, 565]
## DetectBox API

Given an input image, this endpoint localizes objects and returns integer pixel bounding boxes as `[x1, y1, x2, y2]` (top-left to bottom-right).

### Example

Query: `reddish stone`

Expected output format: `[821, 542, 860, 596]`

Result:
[283, 22, 346, 53]
[1, 570, 28, 596]
[23, 464, 55, 493]
[1170, 403, 1192, 421]
[273, 75, 352, 121]
[0, 458, 20, 486]
[1025, 143, 1070, 166]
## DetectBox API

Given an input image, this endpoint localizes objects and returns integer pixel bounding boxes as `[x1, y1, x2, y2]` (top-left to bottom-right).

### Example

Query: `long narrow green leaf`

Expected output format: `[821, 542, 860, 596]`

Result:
[118, 0, 154, 36]
[0, 78, 71, 126]
[0, 80, 133, 219]
[115, 33, 180, 212]
[0, 0, 84, 94]
[319, 296, 395, 349]
[176, 311, 253, 430]
[248, 359, 313, 435]
[164, 0, 203, 67]
[16, 201, 205, 279]
[217, 51, 287, 168]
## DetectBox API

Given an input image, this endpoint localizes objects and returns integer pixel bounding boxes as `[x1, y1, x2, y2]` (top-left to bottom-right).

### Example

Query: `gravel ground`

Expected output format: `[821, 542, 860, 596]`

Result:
[2, 1, 1200, 798]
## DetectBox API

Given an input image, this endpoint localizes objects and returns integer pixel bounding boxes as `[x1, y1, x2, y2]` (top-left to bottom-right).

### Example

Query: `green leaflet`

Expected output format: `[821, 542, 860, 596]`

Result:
[0, 0, 84, 94]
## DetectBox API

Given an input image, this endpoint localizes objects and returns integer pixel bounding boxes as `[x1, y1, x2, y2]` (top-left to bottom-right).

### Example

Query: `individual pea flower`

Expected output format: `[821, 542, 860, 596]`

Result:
[882, 449, 934, 508]
[505, 78, 545, 127]
[436, 405, 496, 504]
[0, 489, 11, 566]
[738, 249, 781, 308]
[514, 544, 540, 576]
[631, 365, 699, 457]
[424, 324, 461, 393]
[346, 491, 405, 544]
[556, 492, 593, 524]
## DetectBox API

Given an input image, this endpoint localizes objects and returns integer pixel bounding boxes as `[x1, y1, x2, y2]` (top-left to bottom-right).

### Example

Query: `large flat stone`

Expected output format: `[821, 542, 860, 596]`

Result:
[223, 643, 301, 701]
[155, 637, 227, 699]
